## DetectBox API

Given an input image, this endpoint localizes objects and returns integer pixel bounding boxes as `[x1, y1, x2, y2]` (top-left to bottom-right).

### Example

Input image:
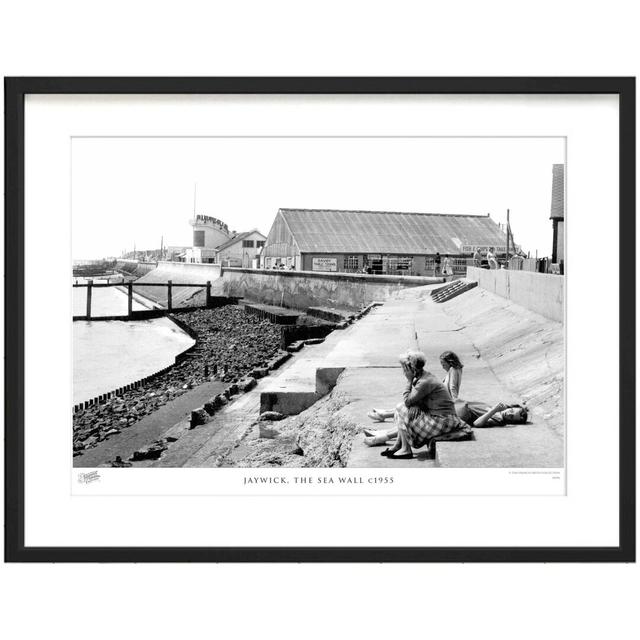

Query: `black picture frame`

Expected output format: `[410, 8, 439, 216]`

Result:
[4, 77, 635, 563]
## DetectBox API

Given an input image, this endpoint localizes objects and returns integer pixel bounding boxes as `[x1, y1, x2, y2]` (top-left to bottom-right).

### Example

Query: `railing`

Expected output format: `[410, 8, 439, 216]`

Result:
[73, 280, 214, 320]
[424, 257, 470, 276]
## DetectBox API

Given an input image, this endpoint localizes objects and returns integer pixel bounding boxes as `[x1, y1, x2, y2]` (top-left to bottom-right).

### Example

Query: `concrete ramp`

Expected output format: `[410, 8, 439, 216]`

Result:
[132, 261, 222, 307]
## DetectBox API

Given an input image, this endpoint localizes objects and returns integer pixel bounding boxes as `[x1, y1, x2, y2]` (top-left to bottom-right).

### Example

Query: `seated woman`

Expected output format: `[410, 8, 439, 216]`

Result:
[440, 350, 463, 400]
[379, 350, 471, 459]
[365, 350, 463, 446]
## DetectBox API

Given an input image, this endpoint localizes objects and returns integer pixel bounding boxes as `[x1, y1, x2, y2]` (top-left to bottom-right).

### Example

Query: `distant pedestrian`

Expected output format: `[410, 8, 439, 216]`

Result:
[442, 255, 453, 277]
[473, 247, 482, 268]
[434, 252, 442, 276]
[486, 247, 498, 270]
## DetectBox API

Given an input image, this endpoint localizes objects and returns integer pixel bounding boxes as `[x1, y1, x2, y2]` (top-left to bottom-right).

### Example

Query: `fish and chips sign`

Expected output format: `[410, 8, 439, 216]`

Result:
[461, 245, 507, 253]
[312, 257, 338, 272]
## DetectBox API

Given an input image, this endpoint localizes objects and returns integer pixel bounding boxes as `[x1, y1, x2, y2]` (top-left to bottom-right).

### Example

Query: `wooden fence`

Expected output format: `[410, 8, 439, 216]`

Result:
[72, 280, 216, 320]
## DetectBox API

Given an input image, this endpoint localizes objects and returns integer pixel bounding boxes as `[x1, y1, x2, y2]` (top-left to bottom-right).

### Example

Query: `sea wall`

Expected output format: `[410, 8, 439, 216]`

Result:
[115, 259, 157, 277]
[467, 266, 564, 323]
[219, 267, 444, 311]
[128, 261, 223, 307]
[151, 261, 222, 282]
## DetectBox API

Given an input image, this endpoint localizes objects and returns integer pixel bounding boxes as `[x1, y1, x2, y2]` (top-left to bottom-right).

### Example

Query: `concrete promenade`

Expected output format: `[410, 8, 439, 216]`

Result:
[159, 283, 563, 468]
[79, 282, 563, 469]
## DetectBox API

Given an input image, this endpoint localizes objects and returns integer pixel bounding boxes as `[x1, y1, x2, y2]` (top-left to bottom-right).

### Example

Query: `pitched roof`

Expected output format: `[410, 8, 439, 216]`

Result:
[550, 164, 565, 220]
[278, 208, 507, 254]
[215, 229, 266, 252]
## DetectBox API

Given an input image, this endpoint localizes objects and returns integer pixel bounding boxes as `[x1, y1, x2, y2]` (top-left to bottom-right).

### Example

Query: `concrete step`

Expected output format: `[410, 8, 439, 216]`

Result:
[306, 306, 354, 323]
[431, 280, 478, 303]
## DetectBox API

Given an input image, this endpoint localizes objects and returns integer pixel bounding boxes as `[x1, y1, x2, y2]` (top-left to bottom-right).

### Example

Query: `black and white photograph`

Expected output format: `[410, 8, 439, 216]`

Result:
[6, 77, 632, 563]
[71, 136, 565, 476]
[2, 2, 638, 639]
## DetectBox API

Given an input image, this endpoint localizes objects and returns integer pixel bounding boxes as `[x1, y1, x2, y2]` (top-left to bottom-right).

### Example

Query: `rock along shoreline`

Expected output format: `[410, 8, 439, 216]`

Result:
[73, 306, 283, 456]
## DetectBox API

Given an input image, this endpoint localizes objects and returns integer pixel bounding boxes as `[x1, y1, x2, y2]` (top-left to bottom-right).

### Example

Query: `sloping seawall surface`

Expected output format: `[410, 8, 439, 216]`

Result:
[438, 285, 564, 439]
[127, 261, 222, 307]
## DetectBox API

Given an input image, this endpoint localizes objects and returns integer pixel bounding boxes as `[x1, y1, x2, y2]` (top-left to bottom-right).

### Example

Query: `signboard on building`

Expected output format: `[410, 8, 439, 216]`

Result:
[312, 257, 337, 272]
[461, 245, 507, 253]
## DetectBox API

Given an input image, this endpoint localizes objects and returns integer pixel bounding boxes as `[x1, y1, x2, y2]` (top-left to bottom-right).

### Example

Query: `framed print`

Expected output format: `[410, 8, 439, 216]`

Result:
[4, 77, 635, 562]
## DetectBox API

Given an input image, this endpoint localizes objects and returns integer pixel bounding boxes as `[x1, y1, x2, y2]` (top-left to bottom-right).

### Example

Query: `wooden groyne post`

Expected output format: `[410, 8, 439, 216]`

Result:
[86, 279, 93, 319]
[127, 282, 133, 317]
[167, 280, 173, 312]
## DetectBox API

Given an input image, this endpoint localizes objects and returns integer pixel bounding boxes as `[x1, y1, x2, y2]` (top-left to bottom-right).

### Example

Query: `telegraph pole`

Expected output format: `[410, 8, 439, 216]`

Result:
[505, 209, 510, 267]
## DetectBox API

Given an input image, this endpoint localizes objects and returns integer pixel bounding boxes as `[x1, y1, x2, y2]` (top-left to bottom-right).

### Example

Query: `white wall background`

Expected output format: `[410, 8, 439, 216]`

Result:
[1, 2, 638, 640]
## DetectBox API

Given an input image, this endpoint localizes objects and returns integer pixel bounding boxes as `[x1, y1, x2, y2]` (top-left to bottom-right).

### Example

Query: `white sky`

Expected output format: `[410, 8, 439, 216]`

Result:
[72, 136, 564, 260]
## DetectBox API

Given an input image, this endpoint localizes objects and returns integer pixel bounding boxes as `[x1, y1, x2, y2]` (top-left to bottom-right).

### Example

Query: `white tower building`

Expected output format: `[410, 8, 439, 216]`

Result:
[186, 214, 232, 263]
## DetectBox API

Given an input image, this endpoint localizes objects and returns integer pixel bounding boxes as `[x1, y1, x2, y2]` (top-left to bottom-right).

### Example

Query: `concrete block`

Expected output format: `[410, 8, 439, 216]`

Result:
[260, 391, 319, 416]
[130, 441, 167, 461]
[203, 400, 218, 415]
[190, 408, 209, 428]
[238, 377, 257, 392]
[267, 351, 292, 370]
[315, 367, 346, 396]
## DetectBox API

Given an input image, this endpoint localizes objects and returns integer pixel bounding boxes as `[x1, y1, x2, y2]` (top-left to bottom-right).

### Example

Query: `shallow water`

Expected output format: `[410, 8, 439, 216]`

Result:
[72, 281, 195, 404]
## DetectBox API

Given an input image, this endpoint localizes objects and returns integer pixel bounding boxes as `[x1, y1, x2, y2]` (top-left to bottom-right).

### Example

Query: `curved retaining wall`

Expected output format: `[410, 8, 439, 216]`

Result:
[151, 261, 222, 282]
[115, 259, 158, 278]
[220, 267, 445, 311]
[126, 261, 223, 307]
[467, 266, 564, 323]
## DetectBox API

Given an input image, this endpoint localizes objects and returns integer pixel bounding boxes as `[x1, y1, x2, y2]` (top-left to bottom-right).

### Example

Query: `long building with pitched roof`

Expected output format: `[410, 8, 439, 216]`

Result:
[261, 208, 508, 275]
